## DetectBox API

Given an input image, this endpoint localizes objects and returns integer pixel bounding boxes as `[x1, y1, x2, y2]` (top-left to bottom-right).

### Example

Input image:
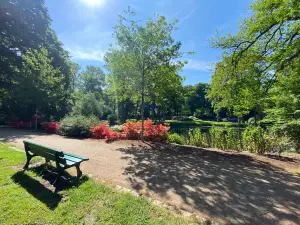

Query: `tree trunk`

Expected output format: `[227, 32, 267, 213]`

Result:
[140, 67, 145, 141]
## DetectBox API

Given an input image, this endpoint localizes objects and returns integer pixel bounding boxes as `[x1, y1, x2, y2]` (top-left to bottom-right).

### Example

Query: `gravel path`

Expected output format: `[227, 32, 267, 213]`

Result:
[1, 127, 299, 225]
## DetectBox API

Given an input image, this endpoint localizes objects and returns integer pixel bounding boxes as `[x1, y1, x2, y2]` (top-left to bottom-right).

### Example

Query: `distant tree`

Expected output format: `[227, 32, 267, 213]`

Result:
[182, 83, 214, 118]
[77, 65, 106, 95]
[72, 93, 104, 119]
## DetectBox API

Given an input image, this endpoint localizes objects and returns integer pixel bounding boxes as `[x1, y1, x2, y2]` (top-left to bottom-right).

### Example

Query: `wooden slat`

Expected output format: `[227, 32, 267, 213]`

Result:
[63, 152, 89, 161]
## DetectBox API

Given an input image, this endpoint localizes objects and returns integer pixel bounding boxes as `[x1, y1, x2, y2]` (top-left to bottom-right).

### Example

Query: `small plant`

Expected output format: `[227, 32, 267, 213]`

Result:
[167, 133, 184, 145]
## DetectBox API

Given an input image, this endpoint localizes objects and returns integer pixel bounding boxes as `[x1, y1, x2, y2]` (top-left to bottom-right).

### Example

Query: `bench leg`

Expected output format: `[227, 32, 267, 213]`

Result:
[53, 170, 62, 185]
[23, 151, 35, 170]
[75, 164, 82, 179]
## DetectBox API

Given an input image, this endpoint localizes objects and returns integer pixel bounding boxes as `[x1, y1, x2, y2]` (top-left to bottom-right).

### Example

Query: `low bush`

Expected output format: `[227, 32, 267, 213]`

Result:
[185, 128, 208, 147]
[122, 120, 141, 140]
[90, 121, 125, 142]
[59, 115, 99, 138]
[143, 120, 170, 141]
[167, 133, 184, 145]
[242, 125, 268, 154]
[107, 114, 117, 125]
[280, 120, 300, 153]
[40, 122, 59, 133]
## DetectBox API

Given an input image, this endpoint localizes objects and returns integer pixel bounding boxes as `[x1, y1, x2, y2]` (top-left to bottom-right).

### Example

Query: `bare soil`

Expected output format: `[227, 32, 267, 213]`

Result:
[1, 127, 299, 225]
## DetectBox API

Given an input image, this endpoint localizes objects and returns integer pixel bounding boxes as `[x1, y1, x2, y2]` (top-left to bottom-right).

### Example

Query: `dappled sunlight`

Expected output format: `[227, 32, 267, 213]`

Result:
[117, 144, 300, 224]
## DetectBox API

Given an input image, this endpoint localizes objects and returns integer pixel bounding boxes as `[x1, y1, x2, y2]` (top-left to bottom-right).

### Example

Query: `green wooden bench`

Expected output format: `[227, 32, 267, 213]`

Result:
[23, 141, 89, 183]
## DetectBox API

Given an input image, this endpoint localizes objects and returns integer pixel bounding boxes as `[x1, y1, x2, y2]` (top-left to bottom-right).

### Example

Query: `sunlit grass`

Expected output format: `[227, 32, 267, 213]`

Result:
[0, 142, 201, 225]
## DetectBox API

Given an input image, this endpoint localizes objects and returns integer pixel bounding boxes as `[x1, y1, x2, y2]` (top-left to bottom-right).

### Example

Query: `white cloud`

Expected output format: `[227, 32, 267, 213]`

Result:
[66, 46, 105, 62]
[184, 59, 214, 72]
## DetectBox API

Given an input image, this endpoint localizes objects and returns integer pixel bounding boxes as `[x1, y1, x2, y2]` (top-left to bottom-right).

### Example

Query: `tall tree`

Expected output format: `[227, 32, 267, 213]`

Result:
[105, 8, 187, 138]
[0, 0, 76, 120]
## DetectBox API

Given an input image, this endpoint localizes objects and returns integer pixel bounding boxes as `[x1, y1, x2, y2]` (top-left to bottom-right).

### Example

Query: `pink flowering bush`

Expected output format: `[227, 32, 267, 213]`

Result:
[40, 122, 59, 133]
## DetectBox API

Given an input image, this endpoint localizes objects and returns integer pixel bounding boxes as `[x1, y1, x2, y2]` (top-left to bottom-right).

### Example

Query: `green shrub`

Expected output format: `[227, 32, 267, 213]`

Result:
[107, 114, 117, 125]
[59, 115, 99, 138]
[167, 133, 184, 145]
[265, 132, 291, 155]
[242, 125, 268, 154]
[209, 126, 227, 149]
[185, 128, 208, 147]
[208, 126, 242, 150]
[280, 120, 300, 153]
[72, 93, 104, 119]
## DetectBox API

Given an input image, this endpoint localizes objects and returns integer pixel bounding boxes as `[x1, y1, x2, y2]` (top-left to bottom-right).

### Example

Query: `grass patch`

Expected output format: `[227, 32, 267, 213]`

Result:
[0, 143, 201, 225]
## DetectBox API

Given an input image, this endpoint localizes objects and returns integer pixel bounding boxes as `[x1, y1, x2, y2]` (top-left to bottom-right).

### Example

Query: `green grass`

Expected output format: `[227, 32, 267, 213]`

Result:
[0, 142, 201, 225]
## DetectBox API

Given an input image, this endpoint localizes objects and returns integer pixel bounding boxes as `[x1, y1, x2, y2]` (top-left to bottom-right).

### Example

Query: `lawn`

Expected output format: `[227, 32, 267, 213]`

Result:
[0, 143, 201, 225]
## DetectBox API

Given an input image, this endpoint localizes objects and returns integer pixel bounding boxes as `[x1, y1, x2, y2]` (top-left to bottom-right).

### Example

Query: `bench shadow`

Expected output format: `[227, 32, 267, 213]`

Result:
[11, 165, 88, 210]
[11, 172, 62, 210]
[116, 143, 300, 225]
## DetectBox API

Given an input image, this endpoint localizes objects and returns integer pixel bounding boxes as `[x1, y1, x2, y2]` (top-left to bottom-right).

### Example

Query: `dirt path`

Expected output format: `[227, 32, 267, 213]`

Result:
[1, 127, 300, 225]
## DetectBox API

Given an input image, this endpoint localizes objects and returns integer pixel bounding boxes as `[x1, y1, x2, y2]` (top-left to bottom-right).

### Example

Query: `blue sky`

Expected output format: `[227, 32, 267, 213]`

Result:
[46, 0, 252, 85]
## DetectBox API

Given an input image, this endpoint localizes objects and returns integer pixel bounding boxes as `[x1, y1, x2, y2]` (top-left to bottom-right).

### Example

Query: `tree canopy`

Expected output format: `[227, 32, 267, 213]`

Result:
[208, 0, 300, 121]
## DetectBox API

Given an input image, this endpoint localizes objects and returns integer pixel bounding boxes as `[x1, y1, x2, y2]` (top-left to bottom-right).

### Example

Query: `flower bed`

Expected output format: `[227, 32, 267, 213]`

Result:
[90, 120, 169, 143]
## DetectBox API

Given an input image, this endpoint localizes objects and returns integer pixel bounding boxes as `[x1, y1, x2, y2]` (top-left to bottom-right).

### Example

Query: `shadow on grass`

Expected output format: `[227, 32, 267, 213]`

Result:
[12, 172, 62, 210]
[11, 165, 88, 210]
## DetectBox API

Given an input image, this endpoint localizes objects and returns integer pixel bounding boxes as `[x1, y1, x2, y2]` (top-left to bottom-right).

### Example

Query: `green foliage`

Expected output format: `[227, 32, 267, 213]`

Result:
[107, 114, 117, 125]
[59, 115, 99, 138]
[185, 128, 208, 147]
[105, 8, 188, 137]
[184, 83, 215, 118]
[1, 0, 77, 121]
[279, 120, 300, 153]
[167, 133, 184, 145]
[72, 93, 104, 119]
[77, 65, 106, 94]
[242, 126, 268, 154]
[208, 0, 300, 146]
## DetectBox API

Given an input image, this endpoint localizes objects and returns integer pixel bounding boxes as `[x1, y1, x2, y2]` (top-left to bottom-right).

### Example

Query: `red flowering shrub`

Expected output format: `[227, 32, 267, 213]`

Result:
[90, 122, 111, 139]
[40, 122, 59, 133]
[143, 120, 170, 141]
[91, 120, 169, 143]
[122, 121, 141, 139]
[90, 122, 125, 142]
[122, 119, 169, 141]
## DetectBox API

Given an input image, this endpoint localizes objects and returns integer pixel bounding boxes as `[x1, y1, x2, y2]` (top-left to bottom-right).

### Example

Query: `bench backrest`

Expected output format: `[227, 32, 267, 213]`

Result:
[23, 141, 66, 164]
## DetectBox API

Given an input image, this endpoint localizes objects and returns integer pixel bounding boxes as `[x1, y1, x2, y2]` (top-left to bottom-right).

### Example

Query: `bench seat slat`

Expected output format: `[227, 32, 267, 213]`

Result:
[63, 152, 89, 161]
[64, 155, 83, 163]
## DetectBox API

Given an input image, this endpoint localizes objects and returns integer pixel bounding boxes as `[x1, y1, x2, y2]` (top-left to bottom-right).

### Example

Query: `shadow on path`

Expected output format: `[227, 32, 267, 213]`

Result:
[117, 143, 300, 225]
[0, 127, 49, 143]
